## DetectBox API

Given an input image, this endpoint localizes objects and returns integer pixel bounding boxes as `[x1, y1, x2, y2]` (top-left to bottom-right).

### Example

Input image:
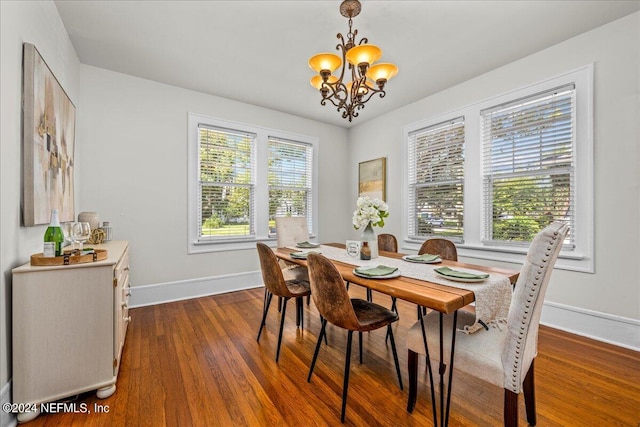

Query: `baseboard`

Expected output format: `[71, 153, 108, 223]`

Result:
[1, 380, 17, 427]
[128, 271, 638, 350]
[128, 270, 263, 308]
[541, 301, 640, 351]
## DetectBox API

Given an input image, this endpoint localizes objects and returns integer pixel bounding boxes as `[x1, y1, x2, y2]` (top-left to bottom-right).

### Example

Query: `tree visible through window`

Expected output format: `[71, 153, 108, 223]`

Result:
[481, 84, 575, 245]
[198, 125, 255, 239]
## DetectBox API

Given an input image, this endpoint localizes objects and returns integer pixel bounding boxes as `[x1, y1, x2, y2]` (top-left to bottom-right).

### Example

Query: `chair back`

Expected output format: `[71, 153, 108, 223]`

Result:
[307, 253, 360, 331]
[502, 221, 569, 393]
[377, 233, 398, 253]
[256, 242, 292, 297]
[275, 216, 309, 248]
[418, 238, 458, 261]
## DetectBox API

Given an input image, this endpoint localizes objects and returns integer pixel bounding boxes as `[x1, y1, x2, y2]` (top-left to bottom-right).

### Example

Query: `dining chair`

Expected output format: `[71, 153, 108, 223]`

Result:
[377, 233, 400, 313]
[406, 221, 569, 426]
[418, 238, 458, 261]
[256, 242, 311, 362]
[275, 216, 310, 305]
[306, 253, 403, 423]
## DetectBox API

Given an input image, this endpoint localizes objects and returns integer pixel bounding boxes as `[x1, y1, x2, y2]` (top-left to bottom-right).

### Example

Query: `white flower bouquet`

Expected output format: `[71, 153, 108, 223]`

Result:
[352, 196, 389, 230]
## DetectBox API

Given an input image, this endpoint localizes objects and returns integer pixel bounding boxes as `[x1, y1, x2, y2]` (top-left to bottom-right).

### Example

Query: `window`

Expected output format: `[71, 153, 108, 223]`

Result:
[188, 114, 318, 253]
[408, 117, 465, 241]
[198, 125, 256, 240]
[268, 137, 313, 232]
[403, 65, 593, 272]
[481, 85, 575, 246]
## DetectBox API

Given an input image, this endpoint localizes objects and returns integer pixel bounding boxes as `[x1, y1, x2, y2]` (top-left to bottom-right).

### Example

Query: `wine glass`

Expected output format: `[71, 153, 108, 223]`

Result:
[62, 222, 76, 252]
[73, 222, 91, 252]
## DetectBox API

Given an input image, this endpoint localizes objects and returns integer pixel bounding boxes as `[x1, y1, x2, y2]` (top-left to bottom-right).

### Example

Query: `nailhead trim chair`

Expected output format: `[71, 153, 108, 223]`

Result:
[256, 242, 311, 362]
[307, 253, 403, 423]
[406, 222, 569, 426]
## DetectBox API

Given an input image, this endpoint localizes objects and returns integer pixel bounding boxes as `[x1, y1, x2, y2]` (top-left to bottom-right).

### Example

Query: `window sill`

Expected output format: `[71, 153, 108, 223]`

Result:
[188, 233, 317, 254]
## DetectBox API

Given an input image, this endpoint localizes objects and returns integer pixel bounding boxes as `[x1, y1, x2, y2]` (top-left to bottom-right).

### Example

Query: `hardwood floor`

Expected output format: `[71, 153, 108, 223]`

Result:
[26, 286, 640, 426]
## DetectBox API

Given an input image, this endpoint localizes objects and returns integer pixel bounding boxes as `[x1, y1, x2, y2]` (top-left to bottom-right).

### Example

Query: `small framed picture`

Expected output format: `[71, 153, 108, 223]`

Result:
[358, 157, 386, 201]
[346, 240, 361, 257]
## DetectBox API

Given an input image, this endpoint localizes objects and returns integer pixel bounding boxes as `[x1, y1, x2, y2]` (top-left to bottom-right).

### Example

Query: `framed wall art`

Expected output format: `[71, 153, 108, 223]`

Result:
[22, 43, 76, 226]
[358, 157, 386, 201]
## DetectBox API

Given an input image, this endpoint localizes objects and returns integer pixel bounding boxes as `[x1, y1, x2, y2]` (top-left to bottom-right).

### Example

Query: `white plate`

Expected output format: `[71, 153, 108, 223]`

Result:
[353, 268, 401, 279]
[402, 255, 442, 264]
[290, 251, 320, 259]
[434, 269, 488, 283]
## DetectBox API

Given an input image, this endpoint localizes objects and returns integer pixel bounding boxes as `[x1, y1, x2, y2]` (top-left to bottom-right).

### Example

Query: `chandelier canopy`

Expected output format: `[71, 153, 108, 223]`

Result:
[308, 0, 398, 122]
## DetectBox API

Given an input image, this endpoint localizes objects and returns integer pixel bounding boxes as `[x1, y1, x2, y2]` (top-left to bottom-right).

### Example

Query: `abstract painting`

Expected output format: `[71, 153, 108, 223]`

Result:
[358, 157, 386, 201]
[22, 43, 76, 226]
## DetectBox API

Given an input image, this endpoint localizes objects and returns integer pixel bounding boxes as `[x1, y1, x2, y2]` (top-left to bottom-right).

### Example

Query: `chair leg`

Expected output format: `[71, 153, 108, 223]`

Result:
[295, 297, 302, 328]
[366, 288, 372, 302]
[256, 292, 273, 341]
[319, 315, 328, 345]
[523, 360, 537, 426]
[391, 297, 398, 314]
[407, 349, 418, 413]
[359, 331, 363, 364]
[278, 296, 283, 312]
[345, 281, 350, 291]
[341, 330, 354, 423]
[275, 297, 289, 362]
[307, 294, 310, 306]
[308, 318, 327, 382]
[387, 324, 403, 390]
[504, 388, 518, 427]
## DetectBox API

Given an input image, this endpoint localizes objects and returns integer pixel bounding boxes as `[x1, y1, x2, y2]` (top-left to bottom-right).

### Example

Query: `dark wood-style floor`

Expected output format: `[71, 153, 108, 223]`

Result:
[26, 286, 640, 426]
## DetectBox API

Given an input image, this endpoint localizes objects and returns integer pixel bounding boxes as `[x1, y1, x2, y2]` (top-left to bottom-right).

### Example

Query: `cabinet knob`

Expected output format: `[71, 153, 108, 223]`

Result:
[124, 316, 132, 323]
[121, 302, 128, 308]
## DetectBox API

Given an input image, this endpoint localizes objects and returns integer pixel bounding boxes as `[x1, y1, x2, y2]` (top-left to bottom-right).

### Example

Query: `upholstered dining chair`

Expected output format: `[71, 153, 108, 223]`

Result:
[406, 222, 569, 426]
[418, 238, 458, 261]
[306, 253, 403, 423]
[256, 242, 311, 362]
[275, 216, 310, 305]
[417, 238, 458, 317]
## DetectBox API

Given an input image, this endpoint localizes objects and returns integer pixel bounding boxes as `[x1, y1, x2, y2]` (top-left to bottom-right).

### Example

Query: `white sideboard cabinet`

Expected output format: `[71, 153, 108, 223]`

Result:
[12, 240, 131, 423]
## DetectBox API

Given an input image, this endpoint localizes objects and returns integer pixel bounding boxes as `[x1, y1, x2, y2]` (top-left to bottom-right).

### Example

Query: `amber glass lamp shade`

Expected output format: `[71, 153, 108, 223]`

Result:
[308, 53, 342, 73]
[366, 63, 399, 83]
[345, 44, 382, 66]
[310, 75, 338, 89]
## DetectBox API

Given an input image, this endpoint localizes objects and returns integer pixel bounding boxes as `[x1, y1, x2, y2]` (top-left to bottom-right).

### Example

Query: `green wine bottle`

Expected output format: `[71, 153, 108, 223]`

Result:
[43, 209, 64, 257]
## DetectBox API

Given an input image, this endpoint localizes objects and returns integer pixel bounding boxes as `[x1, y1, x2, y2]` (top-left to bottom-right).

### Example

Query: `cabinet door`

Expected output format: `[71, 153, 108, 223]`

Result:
[13, 266, 114, 404]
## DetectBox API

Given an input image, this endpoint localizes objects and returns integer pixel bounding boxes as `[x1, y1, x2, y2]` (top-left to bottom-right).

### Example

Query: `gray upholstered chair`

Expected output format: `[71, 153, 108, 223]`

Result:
[306, 253, 403, 423]
[256, 242, 311, 362]
[406, 222, 569, 426]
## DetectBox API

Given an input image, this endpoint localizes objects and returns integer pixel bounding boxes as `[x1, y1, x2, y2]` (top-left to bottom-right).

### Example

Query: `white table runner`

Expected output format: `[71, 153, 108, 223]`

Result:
[290, 244, 513, 333]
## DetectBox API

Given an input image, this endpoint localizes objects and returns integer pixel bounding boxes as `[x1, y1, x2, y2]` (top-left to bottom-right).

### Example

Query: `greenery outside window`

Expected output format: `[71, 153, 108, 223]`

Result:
[402, 65, 593, 272]
[408, 117, 465, 241]
[188, 114, 318, 253]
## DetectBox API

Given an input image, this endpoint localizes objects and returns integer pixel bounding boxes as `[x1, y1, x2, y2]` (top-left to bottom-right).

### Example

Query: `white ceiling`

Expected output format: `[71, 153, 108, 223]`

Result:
[54, 0, 639, 128]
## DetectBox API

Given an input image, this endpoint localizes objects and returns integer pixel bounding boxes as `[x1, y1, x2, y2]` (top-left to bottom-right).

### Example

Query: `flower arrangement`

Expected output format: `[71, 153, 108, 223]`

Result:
[352, 196, 389, 230]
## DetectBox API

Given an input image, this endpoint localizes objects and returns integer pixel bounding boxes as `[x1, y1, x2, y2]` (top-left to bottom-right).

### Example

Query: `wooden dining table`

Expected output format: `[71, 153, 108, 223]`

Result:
[273, 242, 520, 427]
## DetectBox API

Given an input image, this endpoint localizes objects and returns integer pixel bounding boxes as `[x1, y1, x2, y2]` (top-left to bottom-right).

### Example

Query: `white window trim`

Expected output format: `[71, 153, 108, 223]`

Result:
[187, 113, 319, 253]
[402, 65, 594, 272]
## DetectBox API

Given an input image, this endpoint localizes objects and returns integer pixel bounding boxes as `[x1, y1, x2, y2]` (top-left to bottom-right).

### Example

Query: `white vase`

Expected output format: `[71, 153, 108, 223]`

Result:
[361, 222, 379, 259]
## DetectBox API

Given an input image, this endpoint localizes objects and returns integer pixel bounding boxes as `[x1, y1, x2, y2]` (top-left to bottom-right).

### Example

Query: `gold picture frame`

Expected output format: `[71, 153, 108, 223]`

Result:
[22, 43, 76, 226]
[358, 157, 386, 201]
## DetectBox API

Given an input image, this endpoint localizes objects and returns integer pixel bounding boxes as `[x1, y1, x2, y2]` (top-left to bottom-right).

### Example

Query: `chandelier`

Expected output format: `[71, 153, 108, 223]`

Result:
[308, 0, 398, 122]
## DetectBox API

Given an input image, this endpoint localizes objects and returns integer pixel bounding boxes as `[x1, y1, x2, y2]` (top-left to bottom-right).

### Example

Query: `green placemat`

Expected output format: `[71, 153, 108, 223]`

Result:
[434, 266, 489, 279]
[295, 242, 319, 248]
[405, 253, 441, 262]
[355, 265, 398, 277]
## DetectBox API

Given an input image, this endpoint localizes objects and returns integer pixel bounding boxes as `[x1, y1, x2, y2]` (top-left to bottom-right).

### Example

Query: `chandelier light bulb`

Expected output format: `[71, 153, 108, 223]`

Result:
[308, 53, 342, 74]
[366, 63, 399, 88]
[345, 44, 382, 67]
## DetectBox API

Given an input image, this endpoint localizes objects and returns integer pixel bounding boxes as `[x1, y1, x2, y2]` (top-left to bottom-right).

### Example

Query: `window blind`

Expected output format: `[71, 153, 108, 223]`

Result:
[198, 125, 256, 240]
[268, 137, 313, 233]
[408, 117, 465, 240]
[481, 84, 575, 245]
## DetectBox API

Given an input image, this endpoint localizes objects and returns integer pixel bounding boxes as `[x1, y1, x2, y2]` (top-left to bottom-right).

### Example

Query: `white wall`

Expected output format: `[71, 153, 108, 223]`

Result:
[0, 0, 81, 421]
[77, 65, 349, 290]
[349, 13, 640, 323]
